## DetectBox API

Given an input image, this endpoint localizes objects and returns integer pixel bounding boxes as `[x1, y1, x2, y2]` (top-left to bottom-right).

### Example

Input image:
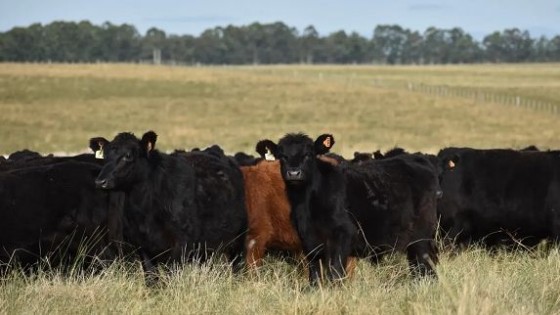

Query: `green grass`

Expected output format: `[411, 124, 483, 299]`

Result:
[2, 63, 560, 314]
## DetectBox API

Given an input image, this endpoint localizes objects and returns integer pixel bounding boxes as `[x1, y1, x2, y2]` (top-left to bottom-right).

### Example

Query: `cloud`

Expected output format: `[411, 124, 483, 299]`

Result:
[408, 4, 449, 11]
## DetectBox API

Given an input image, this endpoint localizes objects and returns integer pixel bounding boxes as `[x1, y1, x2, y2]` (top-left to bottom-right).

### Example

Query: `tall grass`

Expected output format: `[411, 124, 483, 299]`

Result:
[2, 247, 560, 314]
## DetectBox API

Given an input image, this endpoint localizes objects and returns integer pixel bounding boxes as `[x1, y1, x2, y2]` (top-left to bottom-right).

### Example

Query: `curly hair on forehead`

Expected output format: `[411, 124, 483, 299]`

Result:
[112, 132, 139, 143]
[278, 133, 312, 146]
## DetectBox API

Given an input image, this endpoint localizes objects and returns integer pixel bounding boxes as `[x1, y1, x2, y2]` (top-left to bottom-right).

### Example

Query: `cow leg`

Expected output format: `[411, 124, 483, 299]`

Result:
[307, 258, 323, 286]
[246, 236, 266, 269]
[225, 237, 246, 274]
[139, 250, 159, 286]
[550, 208, 560, 244]
[406, 239, 438, 278]
[301, 237, 324, 286]
[345, 256, 357, 278]
[328, 224, 354, 282]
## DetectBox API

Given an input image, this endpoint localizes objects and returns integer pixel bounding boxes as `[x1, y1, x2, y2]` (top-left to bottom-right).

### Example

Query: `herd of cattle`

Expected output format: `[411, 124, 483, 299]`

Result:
[1, 131, 559, 285]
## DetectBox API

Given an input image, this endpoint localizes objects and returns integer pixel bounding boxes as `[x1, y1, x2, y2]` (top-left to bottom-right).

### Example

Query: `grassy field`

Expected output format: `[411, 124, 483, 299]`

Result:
[2, 63, 560, 314]
[1, 63, 560, 156]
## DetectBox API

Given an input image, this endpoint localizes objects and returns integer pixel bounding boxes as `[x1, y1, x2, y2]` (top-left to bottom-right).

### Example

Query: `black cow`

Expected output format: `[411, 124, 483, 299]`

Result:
[0, 150, 100, 172]
[437, 147, 560, 247]
[233, 152, 260, 166]
[342, 153, 440, 277]
[353, 152, 373, 163]
[90, 131, 247, 278]
[256, 133, 356, 285]
[258, 139, 440, 278]
[521, 145, 539, 152]
[7, 149, 45, 162]
[0, 160, 124, 272]
[351, 147, 408, 164]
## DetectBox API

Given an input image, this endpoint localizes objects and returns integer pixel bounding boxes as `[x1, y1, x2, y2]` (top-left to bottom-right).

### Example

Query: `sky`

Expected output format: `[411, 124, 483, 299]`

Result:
[1, 0, 559, 39]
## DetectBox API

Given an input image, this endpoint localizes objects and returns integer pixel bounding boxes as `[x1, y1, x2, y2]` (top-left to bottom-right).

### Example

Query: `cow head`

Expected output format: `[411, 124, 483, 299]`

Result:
[89, 131, 157, 190]
[256, 133, 335, 184]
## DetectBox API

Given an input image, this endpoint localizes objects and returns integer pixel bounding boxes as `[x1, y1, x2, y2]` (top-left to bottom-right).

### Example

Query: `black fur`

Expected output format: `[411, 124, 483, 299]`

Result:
[92, 131, 248, 280]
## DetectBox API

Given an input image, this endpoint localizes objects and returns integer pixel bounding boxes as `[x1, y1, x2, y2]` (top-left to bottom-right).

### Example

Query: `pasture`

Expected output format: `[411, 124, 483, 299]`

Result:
[1, 63, 560, 314]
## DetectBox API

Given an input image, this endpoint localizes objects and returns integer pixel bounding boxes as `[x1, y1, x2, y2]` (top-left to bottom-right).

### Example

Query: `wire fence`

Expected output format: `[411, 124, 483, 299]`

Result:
[300, 70, 560, 116]
[378, 81, 560, 115]
[10, 62, 560, 115]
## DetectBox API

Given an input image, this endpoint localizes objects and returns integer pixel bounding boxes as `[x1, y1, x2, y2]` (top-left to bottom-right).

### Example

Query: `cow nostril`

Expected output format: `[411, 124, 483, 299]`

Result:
[95, 179, 107, 187]
[286, 170, 303, 179]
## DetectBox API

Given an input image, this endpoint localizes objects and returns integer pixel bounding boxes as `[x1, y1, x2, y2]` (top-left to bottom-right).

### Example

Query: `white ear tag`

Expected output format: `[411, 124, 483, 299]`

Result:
[265, 149, 275, 161]
[95, 148, 104, 159]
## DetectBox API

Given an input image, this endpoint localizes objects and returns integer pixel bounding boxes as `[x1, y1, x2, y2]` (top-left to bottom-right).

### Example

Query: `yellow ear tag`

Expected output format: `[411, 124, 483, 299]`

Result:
[95, 148, 104, 159]
[448, 160, 455, 169]
[265, 148, 275, 161]
[323, 137, 332, 148]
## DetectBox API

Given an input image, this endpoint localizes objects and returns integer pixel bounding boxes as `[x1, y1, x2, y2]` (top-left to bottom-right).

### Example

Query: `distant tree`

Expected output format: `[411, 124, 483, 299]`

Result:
[0, 23, 45, 61]
[299, 25, 320, 63]
[483, 28, 533, 62]
[447, 28, 482, 63]
[167, 35, 195, 63]
[373, 25, 411, 64]
[93, 22, 141, 61]
[346, 32, 370, 63]
[245, 23, 265, 64]
[531, 36, 551, 61]
[401, 30, 423, 64]
[260, 22, 298, 64]
[324, 31, 350, 63]
[550, 36, 560, 61]
[142, 27, 167, 61]
[421, 27, 483, 64]
[1, 20, 559, 64]
[194, 27, 227, 64]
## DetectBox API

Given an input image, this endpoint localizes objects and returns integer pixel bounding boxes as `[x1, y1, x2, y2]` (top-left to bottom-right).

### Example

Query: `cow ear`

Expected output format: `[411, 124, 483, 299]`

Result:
[373, 150, 383, 159]
[314, 134, 335, 154]
[141, 131, 158, 154]
[256, 140, 278, 160]
[89, 137, 109, 159]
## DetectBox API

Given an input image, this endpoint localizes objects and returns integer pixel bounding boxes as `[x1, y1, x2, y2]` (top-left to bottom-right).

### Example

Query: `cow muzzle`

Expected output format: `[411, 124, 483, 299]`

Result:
[285, 169, 304, 181]
[95, 178, 114, 189]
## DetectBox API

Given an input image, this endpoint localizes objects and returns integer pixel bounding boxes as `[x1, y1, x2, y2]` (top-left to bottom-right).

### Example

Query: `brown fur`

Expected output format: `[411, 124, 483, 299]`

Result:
[241, 160, 300, 268]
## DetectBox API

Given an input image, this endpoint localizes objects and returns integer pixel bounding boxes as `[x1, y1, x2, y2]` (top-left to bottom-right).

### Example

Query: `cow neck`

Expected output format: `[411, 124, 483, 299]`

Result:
[284, 162, 324, 234]
[126, 153, 166, 205]
[285, 184, 312, 235]
[123, 153, 174, 255]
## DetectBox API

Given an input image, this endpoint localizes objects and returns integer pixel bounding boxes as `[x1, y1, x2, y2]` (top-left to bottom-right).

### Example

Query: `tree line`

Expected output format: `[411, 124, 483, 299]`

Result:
[1, 20, 560, 64]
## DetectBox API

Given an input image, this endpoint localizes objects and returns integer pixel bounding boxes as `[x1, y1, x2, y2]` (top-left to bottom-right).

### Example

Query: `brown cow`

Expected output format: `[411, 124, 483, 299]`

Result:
[241, 159, 356, 276]
[241, 160, 300, 267]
